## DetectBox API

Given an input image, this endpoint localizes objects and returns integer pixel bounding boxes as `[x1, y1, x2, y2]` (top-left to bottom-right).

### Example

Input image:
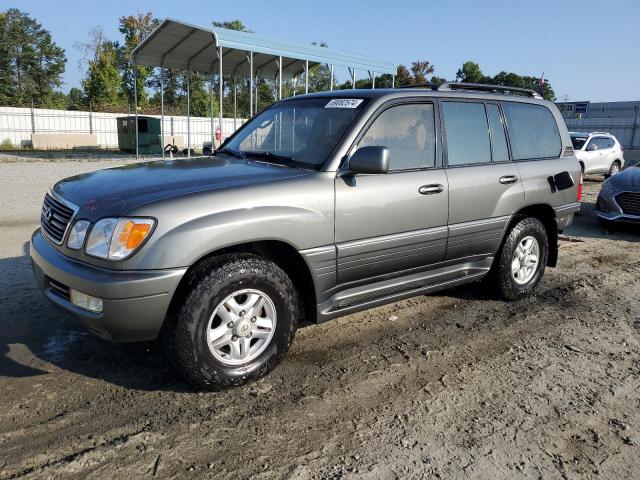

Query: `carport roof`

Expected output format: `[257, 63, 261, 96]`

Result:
[132, 18, 397, 79]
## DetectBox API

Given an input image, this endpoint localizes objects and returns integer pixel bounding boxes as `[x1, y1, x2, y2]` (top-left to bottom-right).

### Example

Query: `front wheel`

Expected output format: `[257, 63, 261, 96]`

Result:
[490, 217, 549, 301]
[162, 254, 300, 390]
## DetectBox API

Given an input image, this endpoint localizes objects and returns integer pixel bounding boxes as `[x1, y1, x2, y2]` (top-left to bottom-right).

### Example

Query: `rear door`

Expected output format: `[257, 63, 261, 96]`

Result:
[582, 137, 603, 173]
[334, 101, 448, 285]
[597, 137, 615, 171]
[441, 100, 525, 261]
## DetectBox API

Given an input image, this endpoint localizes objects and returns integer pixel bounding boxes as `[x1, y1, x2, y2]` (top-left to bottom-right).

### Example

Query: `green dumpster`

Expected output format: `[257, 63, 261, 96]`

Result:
[117, 116, 162, 154]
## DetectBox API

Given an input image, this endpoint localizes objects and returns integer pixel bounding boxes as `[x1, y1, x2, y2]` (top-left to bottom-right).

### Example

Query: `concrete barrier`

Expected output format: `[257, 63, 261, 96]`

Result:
[31, 133, 98, 149]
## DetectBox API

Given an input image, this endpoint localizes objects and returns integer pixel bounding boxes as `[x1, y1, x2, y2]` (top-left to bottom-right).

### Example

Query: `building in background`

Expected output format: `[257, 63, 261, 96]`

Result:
[557, 100, 640, 149]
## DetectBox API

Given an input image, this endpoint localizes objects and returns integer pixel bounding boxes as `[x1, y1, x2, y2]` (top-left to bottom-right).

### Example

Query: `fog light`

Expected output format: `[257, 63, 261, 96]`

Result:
[70, 289, 103, 313]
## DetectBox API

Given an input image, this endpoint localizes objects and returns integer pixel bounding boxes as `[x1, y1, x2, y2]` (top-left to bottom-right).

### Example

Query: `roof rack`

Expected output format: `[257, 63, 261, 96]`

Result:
[437, 82, 543, 99]
[396, 83, 438, 89]
[396, 82, 543, 99]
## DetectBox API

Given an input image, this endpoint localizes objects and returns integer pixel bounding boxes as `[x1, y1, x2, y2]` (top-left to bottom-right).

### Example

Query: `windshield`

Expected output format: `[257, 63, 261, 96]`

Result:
[221, 97, 367, 169]
[570, 135, 588, 150]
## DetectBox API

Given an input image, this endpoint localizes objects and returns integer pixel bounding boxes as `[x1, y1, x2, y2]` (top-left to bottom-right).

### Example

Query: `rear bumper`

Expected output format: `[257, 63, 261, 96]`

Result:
[30, 228, 187, 342]
[554, 202, 581, 231]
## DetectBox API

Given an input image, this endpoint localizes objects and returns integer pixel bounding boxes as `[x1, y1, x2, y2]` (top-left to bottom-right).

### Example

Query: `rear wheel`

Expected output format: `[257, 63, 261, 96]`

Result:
[605, 160, 621, 178]
[490, 217, 549, 300]
[162, 254, 300, 390]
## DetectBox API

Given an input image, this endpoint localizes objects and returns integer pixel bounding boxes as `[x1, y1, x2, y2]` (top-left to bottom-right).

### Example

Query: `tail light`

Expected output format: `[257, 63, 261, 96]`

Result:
[577, 172, 583, 202]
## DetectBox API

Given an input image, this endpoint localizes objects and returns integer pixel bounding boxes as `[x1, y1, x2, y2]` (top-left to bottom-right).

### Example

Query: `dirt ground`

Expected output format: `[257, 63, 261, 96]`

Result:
[1, 161, 639, 479]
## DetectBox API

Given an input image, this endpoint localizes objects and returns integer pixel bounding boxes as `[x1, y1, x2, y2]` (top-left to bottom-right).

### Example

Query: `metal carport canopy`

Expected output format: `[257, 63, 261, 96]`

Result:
[132, 18, 397, 78]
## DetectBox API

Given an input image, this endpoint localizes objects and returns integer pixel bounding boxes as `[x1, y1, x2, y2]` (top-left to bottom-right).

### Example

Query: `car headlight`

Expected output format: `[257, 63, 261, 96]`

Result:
[85, 217, 155, 260]
[66, 220, 90, 250]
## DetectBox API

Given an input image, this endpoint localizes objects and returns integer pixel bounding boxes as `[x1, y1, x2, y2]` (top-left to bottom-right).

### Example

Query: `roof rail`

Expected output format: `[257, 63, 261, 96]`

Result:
[396, 83, 438, 89]
[437, 82, 543, 99]
[590, 131, 611, 135]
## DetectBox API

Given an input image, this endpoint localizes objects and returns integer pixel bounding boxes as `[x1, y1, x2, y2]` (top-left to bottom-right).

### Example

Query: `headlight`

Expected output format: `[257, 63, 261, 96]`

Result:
[66, 220, 90, 250]
[85, 217, 155, 260]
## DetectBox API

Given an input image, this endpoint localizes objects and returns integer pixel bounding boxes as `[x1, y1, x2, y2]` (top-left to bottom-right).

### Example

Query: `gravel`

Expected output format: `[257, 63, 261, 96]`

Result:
[1, 161, 639, 479]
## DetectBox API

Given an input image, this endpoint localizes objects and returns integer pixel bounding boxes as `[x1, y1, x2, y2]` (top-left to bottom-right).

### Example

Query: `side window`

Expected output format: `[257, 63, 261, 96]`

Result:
[502, 102, 562, 160]
[486, 104, 510, 162]
[586, 138, 599, 151]
[357, 103, 436, 170]
[442, 101, 491, 166]
[599, 137, 612, 149]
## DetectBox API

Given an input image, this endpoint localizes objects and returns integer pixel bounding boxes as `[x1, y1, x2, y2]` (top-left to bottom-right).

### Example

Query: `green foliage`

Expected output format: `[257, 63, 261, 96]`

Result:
[0, 138, 13, 149]
[118, 12, 160, 109]
[82, 40, 123, 109]
[212, 20, 251, 32]
[67, 87, 84, 110]
[456, 61, 485, 83]
[454, 61, 556, 100]
[0, 8, 66, 107]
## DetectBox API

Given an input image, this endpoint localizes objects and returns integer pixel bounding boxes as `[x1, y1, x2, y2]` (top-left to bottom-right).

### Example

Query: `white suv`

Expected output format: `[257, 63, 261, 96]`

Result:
[570, 132, 625, 177]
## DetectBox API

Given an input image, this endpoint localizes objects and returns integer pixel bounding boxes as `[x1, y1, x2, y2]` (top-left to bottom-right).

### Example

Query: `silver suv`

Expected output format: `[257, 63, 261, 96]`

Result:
[570, 131, 625, 177]
[31, 84, 582, 390]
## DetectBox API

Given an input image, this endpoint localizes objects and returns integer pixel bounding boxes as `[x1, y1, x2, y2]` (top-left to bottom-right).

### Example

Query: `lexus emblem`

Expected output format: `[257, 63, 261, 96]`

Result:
[44, 207, 52, 222]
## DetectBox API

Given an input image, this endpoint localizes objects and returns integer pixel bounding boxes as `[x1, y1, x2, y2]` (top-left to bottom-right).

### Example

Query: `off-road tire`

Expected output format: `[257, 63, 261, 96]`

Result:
[490, 217, 549, 301]
[162, 254, 300, 390]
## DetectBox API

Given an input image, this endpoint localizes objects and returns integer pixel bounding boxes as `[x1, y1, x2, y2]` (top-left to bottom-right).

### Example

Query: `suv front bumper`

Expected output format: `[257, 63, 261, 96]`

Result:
[30, 228, 187, 342]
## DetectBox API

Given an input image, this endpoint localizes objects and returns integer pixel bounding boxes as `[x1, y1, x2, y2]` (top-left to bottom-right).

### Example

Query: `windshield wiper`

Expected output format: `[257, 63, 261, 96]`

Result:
[214, 147, 245, 159]
[243, 151, 297, 166]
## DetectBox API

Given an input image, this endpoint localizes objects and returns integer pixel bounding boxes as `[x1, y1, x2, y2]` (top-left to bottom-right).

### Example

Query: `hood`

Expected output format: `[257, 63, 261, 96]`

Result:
[608, 166, 640, 188]
[52, 156, 308, 219]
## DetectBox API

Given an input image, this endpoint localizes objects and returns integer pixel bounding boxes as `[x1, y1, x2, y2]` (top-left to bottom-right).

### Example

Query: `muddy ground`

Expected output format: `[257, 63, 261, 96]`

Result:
[1, 161, 639, 479]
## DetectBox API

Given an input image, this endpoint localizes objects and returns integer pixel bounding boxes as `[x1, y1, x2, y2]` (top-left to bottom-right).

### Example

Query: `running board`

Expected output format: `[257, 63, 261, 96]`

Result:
[317, 257, 493, 322]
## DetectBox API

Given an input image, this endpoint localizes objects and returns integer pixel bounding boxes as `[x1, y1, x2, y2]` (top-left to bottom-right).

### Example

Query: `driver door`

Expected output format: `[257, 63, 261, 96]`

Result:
[334, 101, 448, 285]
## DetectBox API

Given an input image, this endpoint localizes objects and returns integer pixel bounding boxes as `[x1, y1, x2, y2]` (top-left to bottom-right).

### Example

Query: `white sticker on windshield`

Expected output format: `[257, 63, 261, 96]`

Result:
[325, 99, 363, 109]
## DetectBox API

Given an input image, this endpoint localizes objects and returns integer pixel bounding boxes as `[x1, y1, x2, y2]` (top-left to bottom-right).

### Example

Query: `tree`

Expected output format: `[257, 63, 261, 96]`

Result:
[410, 61, 435, 84]
[429, 75, 447, 87]
[394, 65, 412, 87]
[212, 19, 251, 32]
[456, 61, 485, 83]
[82, 40, 123, 109]
[67, 87, 84, 109]
[118, 12, 160, 109]
[0, 8, 66, 107]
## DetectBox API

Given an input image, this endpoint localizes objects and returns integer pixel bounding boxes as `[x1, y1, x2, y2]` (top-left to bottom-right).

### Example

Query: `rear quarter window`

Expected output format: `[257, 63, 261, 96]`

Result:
[503, 102, 562, 160]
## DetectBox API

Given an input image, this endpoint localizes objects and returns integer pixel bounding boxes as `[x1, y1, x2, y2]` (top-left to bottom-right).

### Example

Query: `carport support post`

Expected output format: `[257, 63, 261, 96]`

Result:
[218, 46, 224, 144]
[187, 70, 191, 158]
[305, 60, 309, 94]
[249, 52, 254, 117]
[329, 64, 334, 91]
[210, 71, 215, 150]
[233, 79, 237, 131]
[372, 71, 375, 89]
[392, 74, 395, 88]
[351, 68, 356, 89]
[160, 67, 165, 159]
[134, 65, 139, 159]
[278, 56, 282, 100]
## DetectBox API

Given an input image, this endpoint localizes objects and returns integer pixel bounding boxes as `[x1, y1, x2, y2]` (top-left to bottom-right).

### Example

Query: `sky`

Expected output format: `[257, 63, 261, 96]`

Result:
[4, 0, 639, 102]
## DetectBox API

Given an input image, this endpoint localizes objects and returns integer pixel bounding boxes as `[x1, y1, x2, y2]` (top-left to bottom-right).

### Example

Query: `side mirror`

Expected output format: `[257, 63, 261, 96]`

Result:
[586, 142, 598, 152]
[349, 146, 389, 174]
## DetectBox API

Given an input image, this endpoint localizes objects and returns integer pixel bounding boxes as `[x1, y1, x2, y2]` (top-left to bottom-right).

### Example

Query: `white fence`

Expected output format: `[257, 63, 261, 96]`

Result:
[0, 106, 245, 149]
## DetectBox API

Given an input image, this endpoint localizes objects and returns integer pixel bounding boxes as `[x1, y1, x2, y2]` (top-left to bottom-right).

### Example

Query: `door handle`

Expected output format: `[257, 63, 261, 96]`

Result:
[418, 184, 444, 195]
[499, 175, 518, 185]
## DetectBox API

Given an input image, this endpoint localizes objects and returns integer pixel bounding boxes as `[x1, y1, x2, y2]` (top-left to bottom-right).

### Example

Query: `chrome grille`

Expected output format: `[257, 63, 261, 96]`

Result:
[616, 192, 640, 216]
[41, 193, 77, 245]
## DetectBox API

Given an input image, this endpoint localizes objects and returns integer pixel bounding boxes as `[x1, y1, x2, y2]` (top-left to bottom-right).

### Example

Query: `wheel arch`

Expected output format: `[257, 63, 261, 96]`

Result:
[506, 204, 559, 267]
[166, 240, 318, 330]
